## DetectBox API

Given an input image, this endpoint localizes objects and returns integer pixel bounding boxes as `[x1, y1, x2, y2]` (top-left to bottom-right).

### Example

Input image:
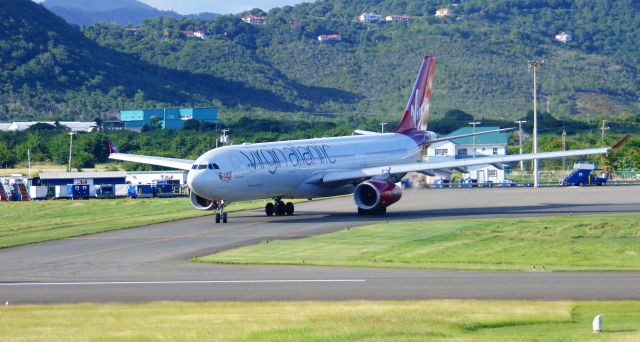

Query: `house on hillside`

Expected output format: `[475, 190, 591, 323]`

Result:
[435, 8, 452, 17]
[385, 15, 412, 22]
[425, 127, 508, 184]
[358, 13, 383, 23]
[242, 15, 266, 25]
[194, 30, 208, 40]
[555, 32, 572, 43]
[317, 34, 342, 42]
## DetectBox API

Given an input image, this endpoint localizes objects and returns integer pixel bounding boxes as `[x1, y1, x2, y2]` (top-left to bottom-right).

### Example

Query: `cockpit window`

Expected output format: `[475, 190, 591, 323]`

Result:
[197, 164, 207, 170]
[208, 163, 220, 170]
[191, 165, 198, 170]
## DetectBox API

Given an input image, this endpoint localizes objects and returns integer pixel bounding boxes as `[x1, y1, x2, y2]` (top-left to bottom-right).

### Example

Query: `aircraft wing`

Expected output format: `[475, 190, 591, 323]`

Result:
[321, 146, 613, 184]
[109, 153, 194, 171]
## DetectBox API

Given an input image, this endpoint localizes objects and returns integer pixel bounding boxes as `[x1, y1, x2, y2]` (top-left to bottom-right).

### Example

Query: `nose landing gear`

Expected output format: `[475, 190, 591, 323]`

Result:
[265, 198, 295, 216]
[214, 200, 228, 223]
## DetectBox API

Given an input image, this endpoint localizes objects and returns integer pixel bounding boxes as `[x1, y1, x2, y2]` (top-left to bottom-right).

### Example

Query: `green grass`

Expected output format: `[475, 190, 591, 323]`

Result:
[0, 198, 284, 249]
[0, 300, 638, 341]
[201, 213, 640, 271]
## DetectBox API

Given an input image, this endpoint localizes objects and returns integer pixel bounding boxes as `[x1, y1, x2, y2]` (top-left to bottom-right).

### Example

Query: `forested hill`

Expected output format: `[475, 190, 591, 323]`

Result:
[0, 0, 341, 120]
[2, 0, 639, 121]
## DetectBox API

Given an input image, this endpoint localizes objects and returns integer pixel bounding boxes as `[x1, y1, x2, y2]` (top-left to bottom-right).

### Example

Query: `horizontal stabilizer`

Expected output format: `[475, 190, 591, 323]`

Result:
[427, 127, 515, 144]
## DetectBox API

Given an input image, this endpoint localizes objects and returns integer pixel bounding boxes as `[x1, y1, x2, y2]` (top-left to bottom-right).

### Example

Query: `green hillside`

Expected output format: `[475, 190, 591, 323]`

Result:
[1, 0, 638, 121]
[0, 0, 341, 121]
[84, 0, 639, 120]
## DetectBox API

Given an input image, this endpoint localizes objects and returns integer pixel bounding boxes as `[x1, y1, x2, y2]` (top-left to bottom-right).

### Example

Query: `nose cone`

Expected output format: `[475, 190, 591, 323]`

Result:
[187, 170, 205, 197]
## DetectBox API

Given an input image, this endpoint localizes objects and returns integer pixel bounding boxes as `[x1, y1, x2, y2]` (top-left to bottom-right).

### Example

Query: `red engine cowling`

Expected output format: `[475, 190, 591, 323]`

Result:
[353, 180, 402, 212]
[190, 192, 219, 211]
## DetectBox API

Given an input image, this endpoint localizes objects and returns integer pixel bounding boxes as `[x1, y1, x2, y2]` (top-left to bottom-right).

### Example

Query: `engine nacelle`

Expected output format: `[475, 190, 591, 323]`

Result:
[353, 180, 402, 212]
[190, 192, 219, 211]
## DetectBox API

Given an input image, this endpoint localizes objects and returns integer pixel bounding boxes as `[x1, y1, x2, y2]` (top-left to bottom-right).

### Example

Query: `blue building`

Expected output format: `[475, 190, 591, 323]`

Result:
[120, 107, 218, 130]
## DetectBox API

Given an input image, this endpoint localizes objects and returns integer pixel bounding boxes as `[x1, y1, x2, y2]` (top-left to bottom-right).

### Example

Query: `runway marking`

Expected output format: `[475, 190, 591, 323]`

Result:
[0, 279, 366, 286]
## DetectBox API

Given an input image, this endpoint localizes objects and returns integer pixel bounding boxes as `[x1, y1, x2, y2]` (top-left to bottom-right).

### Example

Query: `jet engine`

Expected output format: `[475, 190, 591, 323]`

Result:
[189, 192, 219, 211]
[353, 180, 402, 214]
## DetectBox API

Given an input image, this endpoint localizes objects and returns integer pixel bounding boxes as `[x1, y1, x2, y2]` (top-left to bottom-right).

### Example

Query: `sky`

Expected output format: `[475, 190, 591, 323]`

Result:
[34, 0, 311, 14]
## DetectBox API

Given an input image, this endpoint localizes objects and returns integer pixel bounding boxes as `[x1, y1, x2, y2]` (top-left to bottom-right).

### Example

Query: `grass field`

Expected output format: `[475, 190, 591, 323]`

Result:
[1, 300, 638, 341]
[201, 213, 640, 271]
[0, 197, 279, 249]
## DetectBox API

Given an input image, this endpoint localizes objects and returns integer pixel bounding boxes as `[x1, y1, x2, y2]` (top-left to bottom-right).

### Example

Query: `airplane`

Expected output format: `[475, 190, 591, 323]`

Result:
[109, 54, 627, 223]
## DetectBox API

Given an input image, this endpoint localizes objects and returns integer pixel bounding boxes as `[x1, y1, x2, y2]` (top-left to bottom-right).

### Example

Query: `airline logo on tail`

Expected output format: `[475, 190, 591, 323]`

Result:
[394, 55, 436, 133]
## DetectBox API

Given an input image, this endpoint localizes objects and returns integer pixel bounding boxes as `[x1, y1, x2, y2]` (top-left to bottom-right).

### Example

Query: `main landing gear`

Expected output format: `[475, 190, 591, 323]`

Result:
[214, 200, 228, 223]
[265, 198, 295, 216]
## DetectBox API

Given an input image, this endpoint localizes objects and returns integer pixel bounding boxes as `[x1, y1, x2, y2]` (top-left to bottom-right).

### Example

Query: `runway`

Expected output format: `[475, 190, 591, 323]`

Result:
[1, 186, 639, 304]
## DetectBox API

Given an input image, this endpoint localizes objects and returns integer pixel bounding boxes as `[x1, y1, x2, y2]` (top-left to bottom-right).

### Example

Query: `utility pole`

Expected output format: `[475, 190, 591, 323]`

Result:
[600, 120, 609, 145]
[220, 128, 230, 146]
[514, 120, 527, 171]
[68, 132, 74, 172]
[469, 121, 481, 158]
[562, 129, 567, 173]
[528, 59, 544, 187]
[380, 122, 387, 133]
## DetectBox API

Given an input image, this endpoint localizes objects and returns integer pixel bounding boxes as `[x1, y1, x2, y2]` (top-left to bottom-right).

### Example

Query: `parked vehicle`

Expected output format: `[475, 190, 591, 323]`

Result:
[561, 162, 609, 186]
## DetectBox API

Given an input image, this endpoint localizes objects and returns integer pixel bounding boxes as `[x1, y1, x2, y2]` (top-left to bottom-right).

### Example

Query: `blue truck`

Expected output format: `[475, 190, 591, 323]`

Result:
[561, 162, 609, 186]
[67, 184, 91, 199]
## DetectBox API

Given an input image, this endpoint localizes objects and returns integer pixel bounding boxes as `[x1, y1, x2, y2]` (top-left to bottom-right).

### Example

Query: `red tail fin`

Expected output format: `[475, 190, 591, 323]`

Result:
[393, 55, 436, 133]
[108, 141, 120, 154]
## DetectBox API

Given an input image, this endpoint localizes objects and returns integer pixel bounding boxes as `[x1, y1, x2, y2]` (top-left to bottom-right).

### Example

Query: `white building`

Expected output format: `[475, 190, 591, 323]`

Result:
[385, 15, 412, 22]
[194, 31, 208, 40]
[435, 8, 452, 17]
[555, 32, 572, 43]
[126, 171, 187, 185]
[317, 34, 342, 42]
[0, 121, 98, 132]
[242, 15, 266, 25]
[425, 127, 508, 184]
[358, 13, 383, 23]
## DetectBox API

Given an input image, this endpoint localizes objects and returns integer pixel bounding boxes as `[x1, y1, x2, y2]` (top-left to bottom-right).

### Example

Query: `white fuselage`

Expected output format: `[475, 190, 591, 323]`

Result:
[187, 133, 421, 202]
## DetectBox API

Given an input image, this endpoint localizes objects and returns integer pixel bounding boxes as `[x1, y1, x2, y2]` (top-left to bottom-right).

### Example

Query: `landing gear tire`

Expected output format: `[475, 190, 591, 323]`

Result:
[265, 203, 275, 216]
[214, 200, 228, 224]
[285, 202, 294, 216]
[275, 201, 286, 216]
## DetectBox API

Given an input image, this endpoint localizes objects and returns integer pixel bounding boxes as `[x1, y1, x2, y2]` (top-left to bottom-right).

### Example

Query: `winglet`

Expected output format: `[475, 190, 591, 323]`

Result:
[610, 135, 631, 151]
[108, 141, 120, 154]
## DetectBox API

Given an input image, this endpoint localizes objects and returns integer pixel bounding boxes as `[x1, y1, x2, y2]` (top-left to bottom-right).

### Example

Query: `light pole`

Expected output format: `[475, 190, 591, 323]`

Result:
[68, 132, 74, 172]
[514, 120, 527, 171]
[469, 121, 481, 158]
[380, 122, 387, 133]
[528, 59, 544, 187]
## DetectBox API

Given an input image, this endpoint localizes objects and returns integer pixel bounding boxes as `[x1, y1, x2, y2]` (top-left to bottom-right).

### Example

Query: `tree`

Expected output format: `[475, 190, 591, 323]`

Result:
[0, 140, 16, 168]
